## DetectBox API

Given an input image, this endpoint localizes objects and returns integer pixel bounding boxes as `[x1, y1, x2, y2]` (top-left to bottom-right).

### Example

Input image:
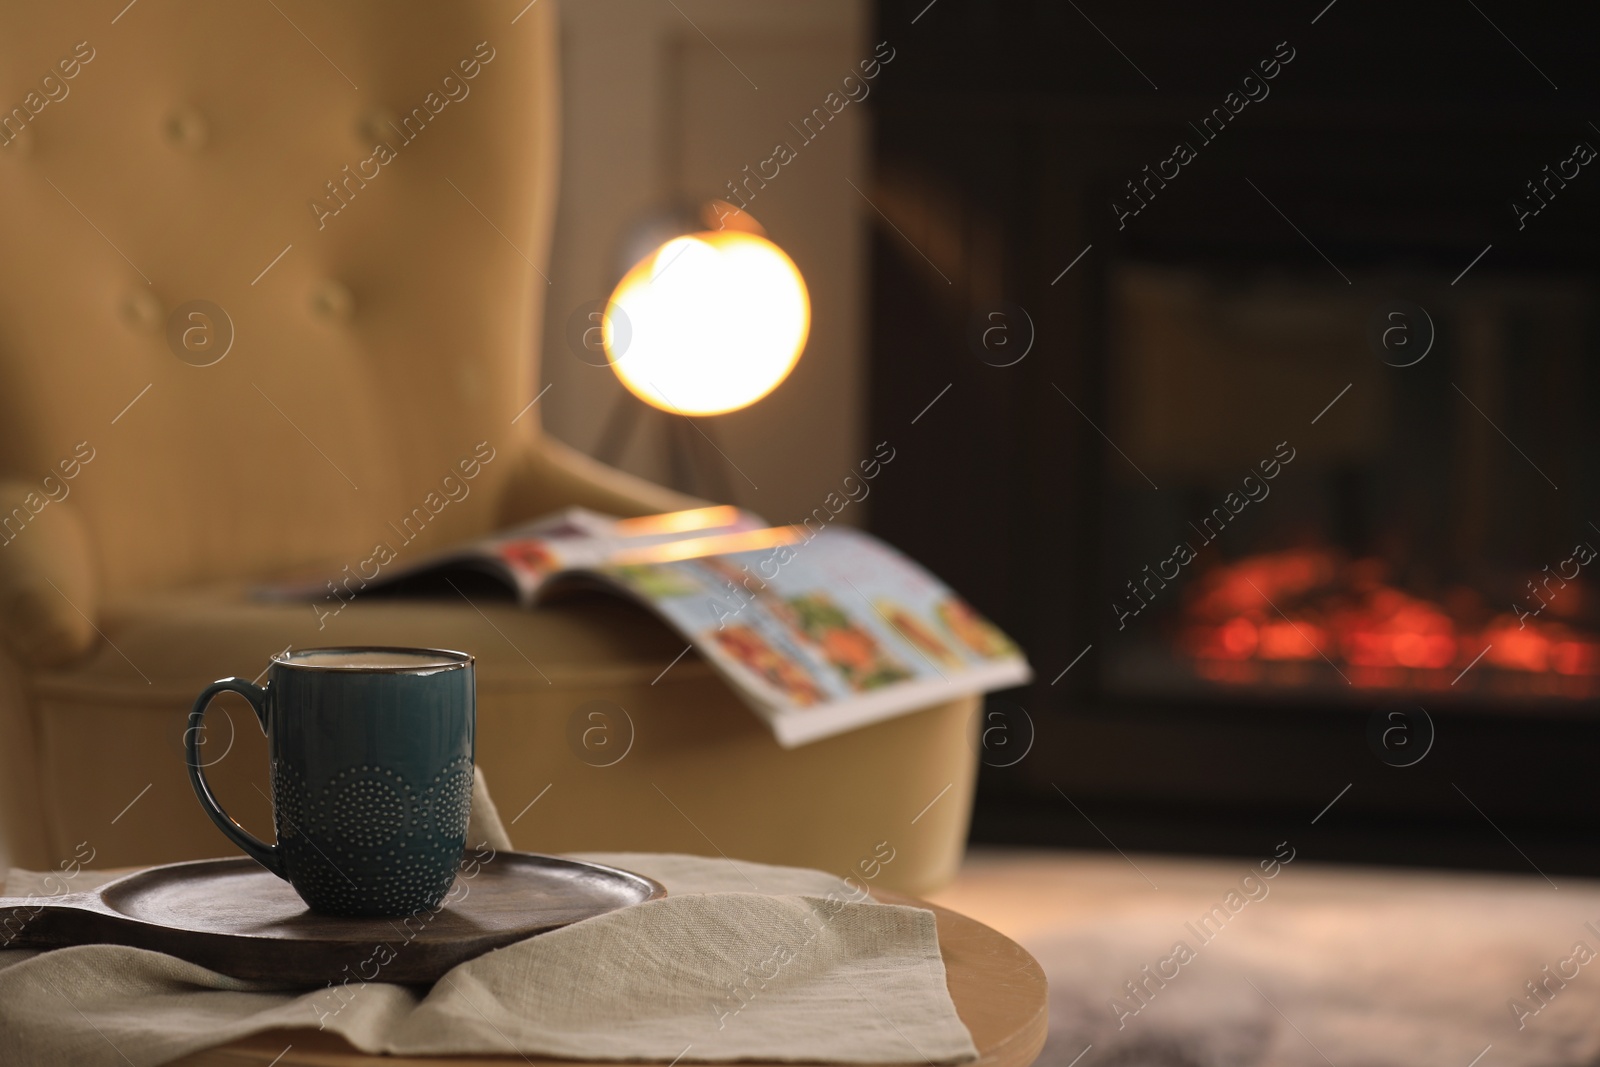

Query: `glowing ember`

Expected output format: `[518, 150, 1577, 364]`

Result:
[1179, 548, 1600, 688]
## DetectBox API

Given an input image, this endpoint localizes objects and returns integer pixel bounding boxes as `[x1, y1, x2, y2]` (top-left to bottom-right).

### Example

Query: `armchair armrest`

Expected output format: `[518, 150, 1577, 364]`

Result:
[0, 480, 97, 669]
[496, 432, 707, 526]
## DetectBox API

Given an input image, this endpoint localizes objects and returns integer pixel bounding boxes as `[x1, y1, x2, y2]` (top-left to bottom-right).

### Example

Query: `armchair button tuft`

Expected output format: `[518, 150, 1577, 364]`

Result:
[121, 289, 164, 332]
[357, 110, 399, 147]
[310, 279, 355, 321]
[165, 106, 209, 151]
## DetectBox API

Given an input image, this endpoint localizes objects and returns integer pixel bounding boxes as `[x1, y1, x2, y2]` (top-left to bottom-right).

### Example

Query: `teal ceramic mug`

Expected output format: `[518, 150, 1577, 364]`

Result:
[186, 647, 476, 917]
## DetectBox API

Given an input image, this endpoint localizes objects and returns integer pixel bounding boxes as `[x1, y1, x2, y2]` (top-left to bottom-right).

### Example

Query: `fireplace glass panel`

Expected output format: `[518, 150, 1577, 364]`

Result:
[1101, 263, 1600, 709]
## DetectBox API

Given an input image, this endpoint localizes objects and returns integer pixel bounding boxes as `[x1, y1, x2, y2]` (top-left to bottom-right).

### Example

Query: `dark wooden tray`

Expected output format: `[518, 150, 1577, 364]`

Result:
[0, 852, 665, 984]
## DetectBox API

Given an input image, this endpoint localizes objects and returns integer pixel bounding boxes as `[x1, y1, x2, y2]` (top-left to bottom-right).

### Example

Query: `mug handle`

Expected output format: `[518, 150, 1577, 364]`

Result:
[186, 678, 284, 879]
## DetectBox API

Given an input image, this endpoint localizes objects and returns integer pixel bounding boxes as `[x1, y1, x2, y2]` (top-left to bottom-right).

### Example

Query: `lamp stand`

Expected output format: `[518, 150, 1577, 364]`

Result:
[592, 390, 738, 505]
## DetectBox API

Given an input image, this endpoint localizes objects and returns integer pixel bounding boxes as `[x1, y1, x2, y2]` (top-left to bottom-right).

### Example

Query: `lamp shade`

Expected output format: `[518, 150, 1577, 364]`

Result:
[604, 228, 810, 417]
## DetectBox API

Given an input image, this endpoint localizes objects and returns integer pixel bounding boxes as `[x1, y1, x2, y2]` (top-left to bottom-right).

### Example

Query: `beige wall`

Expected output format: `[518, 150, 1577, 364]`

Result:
[540, 0, 869, 526]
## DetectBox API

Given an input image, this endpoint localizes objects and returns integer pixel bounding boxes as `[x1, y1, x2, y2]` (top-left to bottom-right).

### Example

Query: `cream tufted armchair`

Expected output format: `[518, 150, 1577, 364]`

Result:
[0, 0, 977, 892]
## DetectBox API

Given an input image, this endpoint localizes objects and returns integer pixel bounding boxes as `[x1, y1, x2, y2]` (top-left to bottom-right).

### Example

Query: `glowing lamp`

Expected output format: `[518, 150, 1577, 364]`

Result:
[603, 221, 809, 417]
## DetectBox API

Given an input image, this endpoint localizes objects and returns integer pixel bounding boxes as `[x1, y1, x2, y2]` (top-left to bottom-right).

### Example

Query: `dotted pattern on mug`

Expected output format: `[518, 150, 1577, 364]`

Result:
[270, 756, 474, 917]
[270, 760, 305, 841]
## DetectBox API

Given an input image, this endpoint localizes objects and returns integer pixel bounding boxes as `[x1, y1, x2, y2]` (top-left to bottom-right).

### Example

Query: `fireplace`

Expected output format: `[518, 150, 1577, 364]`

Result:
[1100, 265, 1600, 710]
[867, 0, 1600, 872]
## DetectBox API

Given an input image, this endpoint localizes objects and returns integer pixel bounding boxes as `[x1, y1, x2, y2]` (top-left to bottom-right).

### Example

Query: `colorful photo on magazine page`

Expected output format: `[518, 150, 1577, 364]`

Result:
[599, 525, 1024, 711]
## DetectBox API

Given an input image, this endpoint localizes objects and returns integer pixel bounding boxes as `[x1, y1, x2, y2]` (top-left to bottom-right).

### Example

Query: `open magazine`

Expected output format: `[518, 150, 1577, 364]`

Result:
[266, 506, 1031, 747]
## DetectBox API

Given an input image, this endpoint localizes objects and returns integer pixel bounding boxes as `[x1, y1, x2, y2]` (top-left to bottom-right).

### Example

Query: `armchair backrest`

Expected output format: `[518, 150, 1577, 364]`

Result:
[0, 0, 558, 597]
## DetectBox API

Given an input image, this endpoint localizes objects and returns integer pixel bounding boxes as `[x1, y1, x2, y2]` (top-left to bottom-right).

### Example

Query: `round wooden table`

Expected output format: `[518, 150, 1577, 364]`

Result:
[172, 891, 1048, 1067]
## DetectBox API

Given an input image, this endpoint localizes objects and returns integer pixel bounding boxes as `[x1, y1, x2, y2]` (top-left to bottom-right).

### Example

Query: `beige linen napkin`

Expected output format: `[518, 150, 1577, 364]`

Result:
[0, 779, 977, 1067]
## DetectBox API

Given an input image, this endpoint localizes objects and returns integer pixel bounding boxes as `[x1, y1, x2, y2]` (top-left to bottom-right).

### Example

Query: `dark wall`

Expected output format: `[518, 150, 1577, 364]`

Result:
[866, 0, 1600, 874]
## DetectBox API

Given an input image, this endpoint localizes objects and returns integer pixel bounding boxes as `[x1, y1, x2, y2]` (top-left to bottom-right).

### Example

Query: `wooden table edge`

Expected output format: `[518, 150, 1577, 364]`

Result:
[170, 890, 1048, 1067]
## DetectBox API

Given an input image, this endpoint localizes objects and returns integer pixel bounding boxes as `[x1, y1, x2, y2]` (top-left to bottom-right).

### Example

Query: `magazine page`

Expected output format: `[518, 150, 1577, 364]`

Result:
[257, 505, 763, 609]
[567, 524, 1032, 747]
[476, 505, 768, 598]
